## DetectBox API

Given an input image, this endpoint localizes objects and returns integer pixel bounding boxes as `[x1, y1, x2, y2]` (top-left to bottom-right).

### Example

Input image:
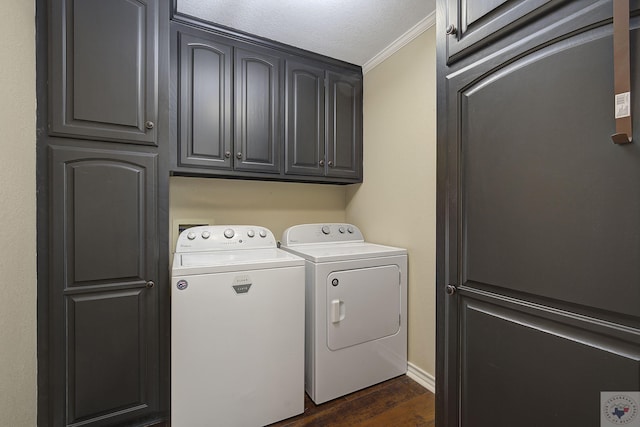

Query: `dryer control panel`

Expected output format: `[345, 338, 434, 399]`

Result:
[282, 223, 365, 246]
[175, 225, 276, 253]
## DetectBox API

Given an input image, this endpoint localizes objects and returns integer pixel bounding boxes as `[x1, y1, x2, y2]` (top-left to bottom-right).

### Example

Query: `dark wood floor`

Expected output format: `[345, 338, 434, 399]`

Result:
[269, 375, 435, 427]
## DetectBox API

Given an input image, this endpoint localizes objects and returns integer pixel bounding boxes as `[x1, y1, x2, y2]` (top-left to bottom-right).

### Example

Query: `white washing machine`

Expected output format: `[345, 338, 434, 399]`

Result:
[280, 223, 407, 404]
[171, 225, 305, 427]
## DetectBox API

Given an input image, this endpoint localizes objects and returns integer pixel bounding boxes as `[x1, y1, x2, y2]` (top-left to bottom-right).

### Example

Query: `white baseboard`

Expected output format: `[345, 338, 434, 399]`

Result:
[407, 362, 436, 394]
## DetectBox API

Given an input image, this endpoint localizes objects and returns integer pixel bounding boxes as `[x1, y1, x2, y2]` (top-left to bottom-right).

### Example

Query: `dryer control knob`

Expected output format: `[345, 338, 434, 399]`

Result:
[187, 232, 197, 240]
[338, 226, 346, 234]
[224, 228, 235, 239]
[321, 225, 331, 235]
[259, 229, 267, 238]
[201, 231, 211, 239]
[247, 229, 255, 238]
[347, 226, 354, 234]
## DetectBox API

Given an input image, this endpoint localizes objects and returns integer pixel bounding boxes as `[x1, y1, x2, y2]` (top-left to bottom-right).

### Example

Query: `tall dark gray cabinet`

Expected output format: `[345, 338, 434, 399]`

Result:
[38, 0, 169, 425]
[436, 1, 640, 426]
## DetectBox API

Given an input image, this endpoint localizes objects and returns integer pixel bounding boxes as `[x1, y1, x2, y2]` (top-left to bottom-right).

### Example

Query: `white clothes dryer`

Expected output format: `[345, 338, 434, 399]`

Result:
[171, 225, 305, 427]
[280, 223, 407, 404]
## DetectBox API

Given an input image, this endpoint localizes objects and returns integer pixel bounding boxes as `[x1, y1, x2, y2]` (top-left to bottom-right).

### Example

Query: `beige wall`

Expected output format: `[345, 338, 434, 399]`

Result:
[0, 1, 37, 425]
[170, 177, 347, 247]
[346, 28, 437, 377]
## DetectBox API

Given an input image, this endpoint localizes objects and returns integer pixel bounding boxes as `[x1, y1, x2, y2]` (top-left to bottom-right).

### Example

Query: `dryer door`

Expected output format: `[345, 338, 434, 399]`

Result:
[327, 265, 401, 351]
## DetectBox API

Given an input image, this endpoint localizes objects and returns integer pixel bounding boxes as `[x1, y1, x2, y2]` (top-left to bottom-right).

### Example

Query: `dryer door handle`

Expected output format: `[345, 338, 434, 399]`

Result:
[331, 299, 345, 323]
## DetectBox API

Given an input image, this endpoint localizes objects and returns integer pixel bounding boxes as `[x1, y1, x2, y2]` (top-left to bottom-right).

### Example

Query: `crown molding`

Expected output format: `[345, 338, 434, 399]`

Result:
[363, 10, 436, 74]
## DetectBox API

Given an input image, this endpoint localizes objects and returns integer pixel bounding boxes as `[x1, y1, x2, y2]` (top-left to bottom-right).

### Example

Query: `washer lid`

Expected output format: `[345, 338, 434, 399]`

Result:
[172, 248, 304, 275]
[280, 242, 406, 263]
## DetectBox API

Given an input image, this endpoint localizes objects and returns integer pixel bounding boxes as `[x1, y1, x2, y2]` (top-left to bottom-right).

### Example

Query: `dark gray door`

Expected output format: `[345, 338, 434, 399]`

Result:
[49, 142, 160, 426]
[326, 71, 362, 180]
[437, 2, 640, 426]
[175, 25, 233, 170]
[285, 60, 326, 176]
[234, 45, 282, 173]
[49, 0, 159, 145]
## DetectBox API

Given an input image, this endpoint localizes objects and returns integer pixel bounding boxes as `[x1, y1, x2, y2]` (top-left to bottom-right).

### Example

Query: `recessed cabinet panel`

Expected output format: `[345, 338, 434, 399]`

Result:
[326, 72, 362, 179]
[52, 147, 156, 289]
[178, 31, 232, 169]
[71, 161, 144, 284]
[285, 61, 325, 176]
[49, 0, 158, 144]
[234, 47, 281, 173]
[68, 289, 148, 424]
[460, 296, 640, 426]
[461, 30, 640, 317]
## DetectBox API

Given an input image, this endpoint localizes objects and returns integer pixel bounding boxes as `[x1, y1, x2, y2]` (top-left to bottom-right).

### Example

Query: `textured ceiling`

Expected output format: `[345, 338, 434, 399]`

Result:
[177, 0, 436, 66]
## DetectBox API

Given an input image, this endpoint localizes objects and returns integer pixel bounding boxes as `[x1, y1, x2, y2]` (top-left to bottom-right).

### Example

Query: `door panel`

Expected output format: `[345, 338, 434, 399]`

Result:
[50, 143, 159, 425]
[68, 289, 148, 424]
[326, 71, 362, 180]
[326, 265, 401, 351]
[285, 61, 325, 176]
[70, 161, 145, 284]
[176, 29, 232, 169]
[460, 294, 640, 427]
[235, 46, 282, 173]
[49, 0, 158, 144]
[462, 27, 640, 317]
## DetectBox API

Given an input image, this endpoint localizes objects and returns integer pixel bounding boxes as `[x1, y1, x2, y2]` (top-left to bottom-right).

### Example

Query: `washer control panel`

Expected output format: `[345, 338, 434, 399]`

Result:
[281, 223, 365, 246]
[176, 225, 276, 253]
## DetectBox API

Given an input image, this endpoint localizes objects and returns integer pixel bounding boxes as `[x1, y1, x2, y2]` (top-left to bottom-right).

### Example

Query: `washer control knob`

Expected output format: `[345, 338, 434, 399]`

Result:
[187, 232, 196, 240]
[201, 231, 211, 239]
[347, 226, 354, 234]
[259, 229, 267, 238]
[338, 226, 346, 234]
[247, 229, 255, 238]
[224, 228, 235, 239]
[321, 225, 331, 235]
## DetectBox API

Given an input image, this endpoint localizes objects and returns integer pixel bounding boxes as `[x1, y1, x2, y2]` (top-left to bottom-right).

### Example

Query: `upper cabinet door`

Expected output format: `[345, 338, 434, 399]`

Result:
[234, 46, 282, 173]
[444, 0, 566, 63]
[285, 61, 326, 177]
[326, 71, 362, 180]
[49, 0, 159, 145]
[175, 26, 233, 170]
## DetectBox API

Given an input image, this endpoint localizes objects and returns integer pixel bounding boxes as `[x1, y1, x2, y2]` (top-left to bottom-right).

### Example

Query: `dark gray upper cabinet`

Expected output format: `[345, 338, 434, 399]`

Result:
[49, 0, 159, 145]
[444, 0, 574, 63]
[176, 28, 233, 170]
[285, 61, 326, 177]
[326, 71, 362, 179]
[170, 20, 363, 184]
[173, 23, 282, 175]
[48, 141, 160, 426]
[234, 46, 282, 173]
[285, 62, 363, 180]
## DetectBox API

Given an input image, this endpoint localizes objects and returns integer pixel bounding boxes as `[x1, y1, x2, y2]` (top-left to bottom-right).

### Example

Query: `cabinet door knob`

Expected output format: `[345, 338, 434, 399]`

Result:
[146, 280, 155, 289]
[236, 152, 242, 159]
[445, 24, 457, 36]
[145, 120, 155, 130]
[319, 159, 325, 167]
[328, 160, 334, 167]
[225, 151, 231, 158]
[445, 284, 457, 295]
